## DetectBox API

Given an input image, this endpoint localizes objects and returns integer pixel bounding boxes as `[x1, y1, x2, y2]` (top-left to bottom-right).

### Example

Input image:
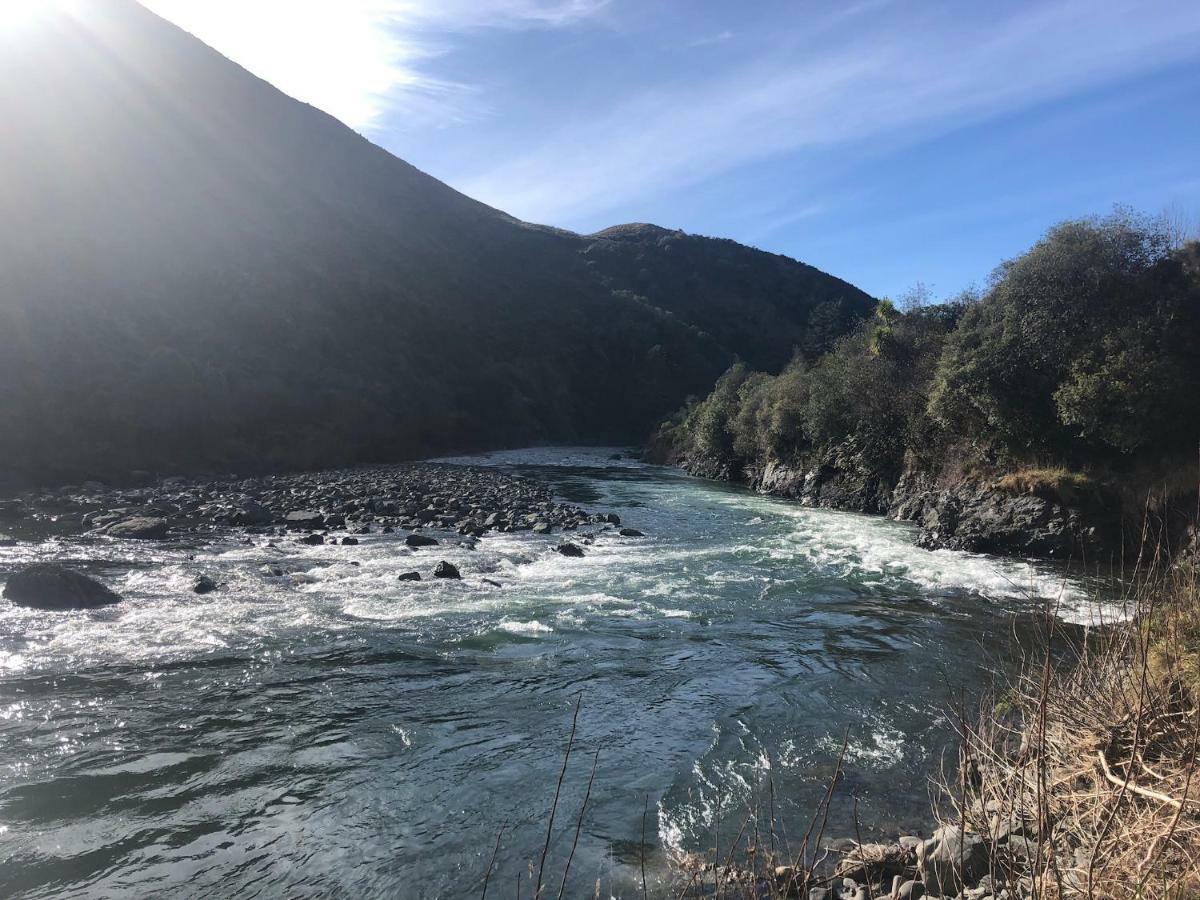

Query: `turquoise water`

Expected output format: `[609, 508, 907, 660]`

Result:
[0, 448, 1106, 898]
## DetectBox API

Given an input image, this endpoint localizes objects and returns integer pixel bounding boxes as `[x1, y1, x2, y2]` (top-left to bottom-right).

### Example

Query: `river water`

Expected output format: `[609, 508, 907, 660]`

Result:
[0, 448, 1107, 898]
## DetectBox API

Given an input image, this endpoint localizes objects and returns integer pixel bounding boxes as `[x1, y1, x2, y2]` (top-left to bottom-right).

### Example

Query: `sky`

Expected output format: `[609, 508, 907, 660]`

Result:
[140, 0, 1200, 299]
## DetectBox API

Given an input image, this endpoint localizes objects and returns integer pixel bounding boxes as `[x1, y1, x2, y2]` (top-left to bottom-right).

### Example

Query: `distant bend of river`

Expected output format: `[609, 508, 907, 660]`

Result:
[0, 448, 1109, 898]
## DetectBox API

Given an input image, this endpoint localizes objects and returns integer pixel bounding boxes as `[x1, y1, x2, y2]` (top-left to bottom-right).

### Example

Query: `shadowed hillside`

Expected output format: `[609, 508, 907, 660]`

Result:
[0, 0, 872, 485]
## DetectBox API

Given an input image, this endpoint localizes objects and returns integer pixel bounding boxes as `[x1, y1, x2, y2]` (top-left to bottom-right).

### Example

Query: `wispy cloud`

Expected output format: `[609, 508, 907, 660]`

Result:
[451, 0, 1200, 225]
[141, 0, 608, 129]
[688, 30, 733, 48]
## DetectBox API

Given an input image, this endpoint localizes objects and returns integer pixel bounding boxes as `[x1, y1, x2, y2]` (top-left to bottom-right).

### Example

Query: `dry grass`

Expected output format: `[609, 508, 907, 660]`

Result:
[994, 467, 1097, 502]
[941, 558, 1200, 899]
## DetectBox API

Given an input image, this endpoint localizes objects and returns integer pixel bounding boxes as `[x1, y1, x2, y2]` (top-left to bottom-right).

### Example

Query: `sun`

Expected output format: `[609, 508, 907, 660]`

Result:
[0, 0, 87, 33]
[0, 0, 43, 30]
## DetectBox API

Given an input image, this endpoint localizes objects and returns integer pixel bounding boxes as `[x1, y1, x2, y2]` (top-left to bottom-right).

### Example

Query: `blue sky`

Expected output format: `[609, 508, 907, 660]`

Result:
[145, 0, 1200, 299]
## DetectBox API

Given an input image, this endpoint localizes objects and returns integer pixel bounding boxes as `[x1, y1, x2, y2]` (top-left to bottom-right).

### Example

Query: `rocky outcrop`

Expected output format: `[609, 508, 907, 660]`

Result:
[753, 457, 894, 514]
[891, 474, 1119, 560]
[671, 448, 1119, 562]
[4, 564, 122, 610]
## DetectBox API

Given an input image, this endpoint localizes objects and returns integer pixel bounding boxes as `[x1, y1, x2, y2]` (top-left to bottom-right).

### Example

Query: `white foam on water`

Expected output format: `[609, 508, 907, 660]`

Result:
[712, 493, 1114, 622]
[497, 618, 553, 635]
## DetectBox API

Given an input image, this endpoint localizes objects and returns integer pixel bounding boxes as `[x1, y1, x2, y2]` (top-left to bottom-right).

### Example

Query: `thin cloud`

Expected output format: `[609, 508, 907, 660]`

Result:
[141, 0, 608, 130]
[453, 0, 1200, 225]
[688, 30, 733, 48]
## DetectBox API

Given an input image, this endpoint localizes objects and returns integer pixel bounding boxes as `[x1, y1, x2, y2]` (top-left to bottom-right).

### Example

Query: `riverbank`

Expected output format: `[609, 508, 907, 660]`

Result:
[655, 446, 1134, 566]
[0, 460, 629, 548]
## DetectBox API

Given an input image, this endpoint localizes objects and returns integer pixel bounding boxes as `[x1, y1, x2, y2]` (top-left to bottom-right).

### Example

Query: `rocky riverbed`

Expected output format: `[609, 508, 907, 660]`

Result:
[0, 462, 626, 543]
[692, 816, 1029, 900]
[0, 462, 632, 606]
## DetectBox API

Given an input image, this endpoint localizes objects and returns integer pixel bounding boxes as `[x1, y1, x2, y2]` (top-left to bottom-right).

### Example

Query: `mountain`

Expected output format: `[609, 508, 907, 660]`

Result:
[0, 0, 873, 484]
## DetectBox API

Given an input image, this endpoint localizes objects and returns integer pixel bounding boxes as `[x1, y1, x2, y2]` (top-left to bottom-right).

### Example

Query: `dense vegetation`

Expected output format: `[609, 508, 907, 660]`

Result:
[655, 211, 1200, 491]
[0, 2, 872, 486]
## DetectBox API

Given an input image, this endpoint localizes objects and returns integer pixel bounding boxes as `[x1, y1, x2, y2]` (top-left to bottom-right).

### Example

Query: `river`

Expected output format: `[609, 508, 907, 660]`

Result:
[0, 448, 1107, 898]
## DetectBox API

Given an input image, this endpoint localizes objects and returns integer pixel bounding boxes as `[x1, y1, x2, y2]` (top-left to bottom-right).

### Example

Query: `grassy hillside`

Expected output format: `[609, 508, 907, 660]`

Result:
[0, 1, 873, 485]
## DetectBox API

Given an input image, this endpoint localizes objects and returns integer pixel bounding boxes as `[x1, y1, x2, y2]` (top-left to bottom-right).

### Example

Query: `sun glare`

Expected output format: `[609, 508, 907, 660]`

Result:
[0, 0, 42, 30]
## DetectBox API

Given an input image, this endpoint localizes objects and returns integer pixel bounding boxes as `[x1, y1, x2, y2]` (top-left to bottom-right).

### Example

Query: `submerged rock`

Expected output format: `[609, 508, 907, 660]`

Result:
[433, 561, 460, 579]
[618, 527, 644, 537]
[4, 564, 122, 610]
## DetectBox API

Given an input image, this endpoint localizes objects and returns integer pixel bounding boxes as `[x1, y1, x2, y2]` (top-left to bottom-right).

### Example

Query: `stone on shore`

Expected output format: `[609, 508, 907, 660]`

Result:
[916, 825, 988, 896]
[106, 516, 169, 539]
[4, 564, 122, 610]
[285, 510, 325, 529]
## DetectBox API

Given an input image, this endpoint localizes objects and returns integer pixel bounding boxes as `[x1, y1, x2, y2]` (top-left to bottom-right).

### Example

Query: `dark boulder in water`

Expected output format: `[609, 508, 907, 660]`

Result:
[193, 575, 218, 594]
[397, 571, 422, 581]
[556, 542, 585, 557]
[406, 532, 439, 548]
[4, 564, 122, 610]
[433, 561, 461, 579]
[107, 516, 169, 539]
[618, 528, 644, 537]
[297, 533, 324, 545]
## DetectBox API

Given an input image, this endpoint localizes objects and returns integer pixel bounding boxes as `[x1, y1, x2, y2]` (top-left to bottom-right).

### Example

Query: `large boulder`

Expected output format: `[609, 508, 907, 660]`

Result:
[284, 510, 325, 529]
[556, 542, 585, 557]
[232, 501, 272, 526]
[405, 532, 439, 548]
[916, 825, 988, 896]
[4, 564, 122, 610]
[106, 516, 169, 539]
[433, 561, 461, 579]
